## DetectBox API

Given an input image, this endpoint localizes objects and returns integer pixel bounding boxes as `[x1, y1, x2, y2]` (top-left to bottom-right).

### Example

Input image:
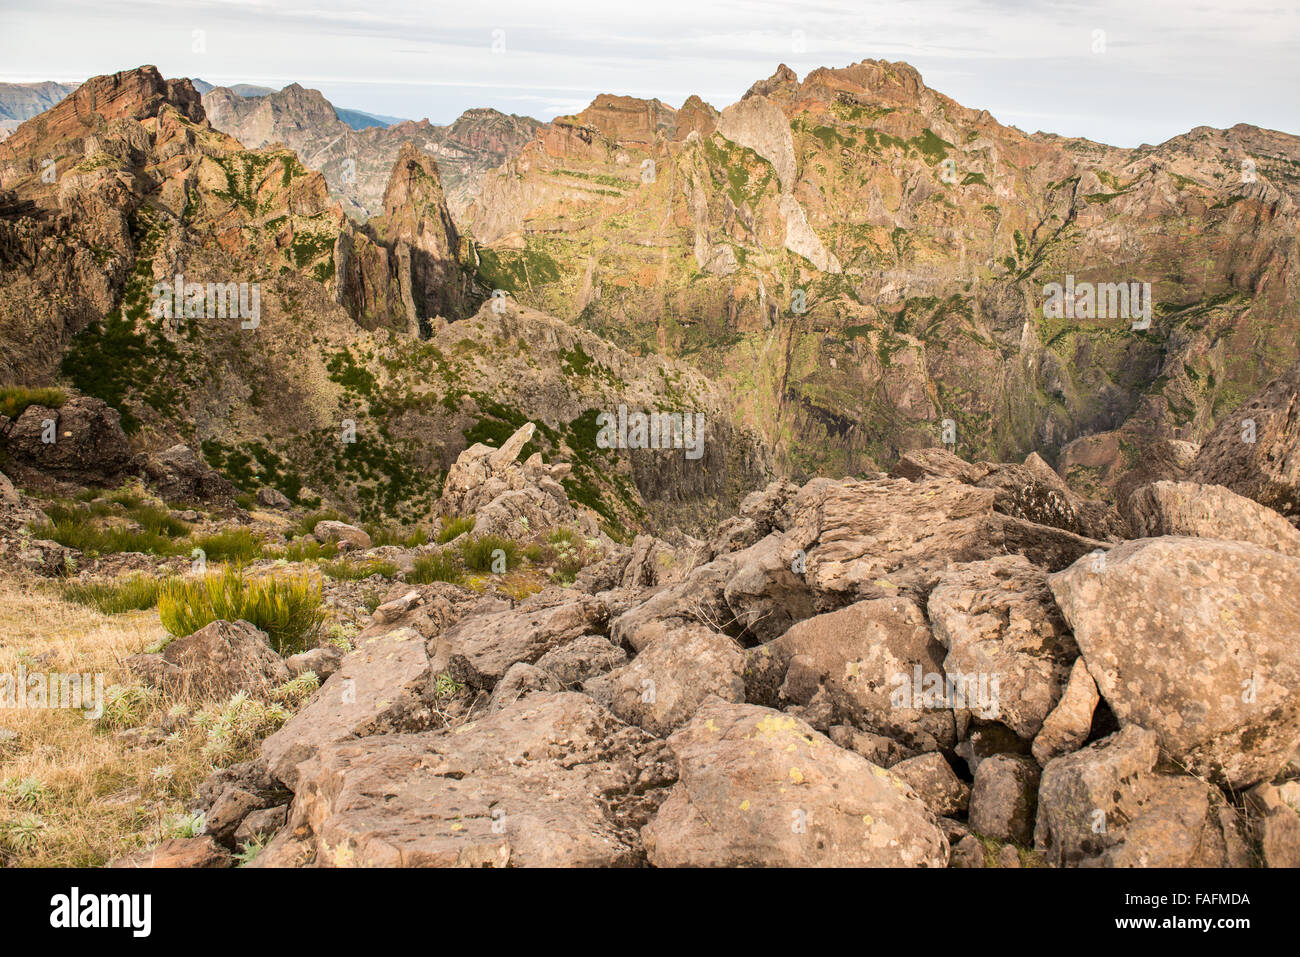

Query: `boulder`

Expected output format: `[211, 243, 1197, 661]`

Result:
[486, 662, 561, 712]
[744, 597, 956, 751]
[928, 555, 1078, 741]
[1124, 480, 1300, 557]
[437, 589, 606, 690]
[1049, 536, 1300, 788]
[596, 625, 745, 736]
[1035, 726, 1232, 867]
[256, 487, 292, 510]
[3, 395, 132, 482]
[127, 620, 289, 701]
[109, 836, 231, 868]
[969, 754, 1040, 845]
[891, 753, 970, 816]
[274, 692, 675, 866]
[641, 699, 949, 867]
[534, 634, 626, 686]
[136, 443, 238, 506]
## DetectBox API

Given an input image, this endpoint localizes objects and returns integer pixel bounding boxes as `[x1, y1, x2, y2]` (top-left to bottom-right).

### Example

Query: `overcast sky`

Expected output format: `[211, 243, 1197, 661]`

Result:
[1, 0, 1296, 146]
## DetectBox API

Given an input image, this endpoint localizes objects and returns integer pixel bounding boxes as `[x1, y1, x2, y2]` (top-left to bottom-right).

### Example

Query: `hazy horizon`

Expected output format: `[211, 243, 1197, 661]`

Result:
[1, 0, 1297, 147]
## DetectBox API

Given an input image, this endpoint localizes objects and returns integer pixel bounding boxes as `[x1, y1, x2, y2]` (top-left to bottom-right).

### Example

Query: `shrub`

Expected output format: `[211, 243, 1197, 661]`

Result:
[320, 558, 398, 581]
[190, 528, 262, 563]
[409, 551, 465, 585]
[31, 513, 183, 558]
[158, 568, 325, 655]
[459, 534, 521, 572]
[0, 385, 66, 419]
[366, 525, 428, 548]
[59, 576, 164, 614]
[435, 515, 476, 544]
[273, 539, 338, 562]
[292, 509, 345, 538]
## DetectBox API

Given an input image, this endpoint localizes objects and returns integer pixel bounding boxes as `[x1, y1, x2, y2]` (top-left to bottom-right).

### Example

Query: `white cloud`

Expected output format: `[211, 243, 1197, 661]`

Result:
[0, 0, 1294, 144]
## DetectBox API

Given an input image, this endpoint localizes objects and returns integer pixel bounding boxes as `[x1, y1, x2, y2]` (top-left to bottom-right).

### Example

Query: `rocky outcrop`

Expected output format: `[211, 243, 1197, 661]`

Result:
[1050, 536, 1300, 788]
[641, 699, 949, 867]
[260, 692, 674, 867]
[1191, 360, 1300, 527]
[135, 443, 238, 506]
[2, 395, 132, 483]
[1124, 479, 1300, 556]
[127, 620, 289, 701]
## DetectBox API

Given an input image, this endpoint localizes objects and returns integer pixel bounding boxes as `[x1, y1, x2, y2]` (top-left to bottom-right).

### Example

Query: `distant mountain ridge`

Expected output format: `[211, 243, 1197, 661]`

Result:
[201, 82, 541, 220]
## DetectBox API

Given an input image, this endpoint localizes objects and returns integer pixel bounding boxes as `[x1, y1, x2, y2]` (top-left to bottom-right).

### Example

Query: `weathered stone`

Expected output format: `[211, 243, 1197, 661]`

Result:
[1050, 536, 1300, 788]
[747, 597, 956, 751]
[534, 634, 626, 687]
[438, 589, 605, 690]
[234, 805, 288, 846]
[969, 754, 1040, 845]
[1125, 480, 1300, 557]
[1032, 658, 1099, 765]
[4, 396, 132, 482]
[928, 555, 1077, 740]
[486, 662, 561, 712]
[1034, 726, 1231, 867]
[891, 753, 970, 816]
[128, 619, 289, 701]
[598, 625, 745, 736]
[285, 645, 345, 682]
[261, 625, 434, 788]
[1191, 359, 1300, 525]
[277, 692, 674, 867]
[256, 487, 292, 510]
[642, 699, 949, 867]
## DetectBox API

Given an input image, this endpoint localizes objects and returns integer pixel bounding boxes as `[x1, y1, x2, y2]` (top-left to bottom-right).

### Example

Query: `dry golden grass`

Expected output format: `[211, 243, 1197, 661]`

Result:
[0, 573, 281, 866]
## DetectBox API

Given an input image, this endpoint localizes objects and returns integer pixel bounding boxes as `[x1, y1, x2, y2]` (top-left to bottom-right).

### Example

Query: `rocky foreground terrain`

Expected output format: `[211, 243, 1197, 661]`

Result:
[0, 60, 1298, 868]
[1, 361, 1299, 867]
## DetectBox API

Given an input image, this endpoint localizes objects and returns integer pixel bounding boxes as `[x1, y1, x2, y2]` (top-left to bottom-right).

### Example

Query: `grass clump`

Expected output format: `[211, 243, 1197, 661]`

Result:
[366, 525, 428, 548]
[409, 551, 465, 585]
[272, 538, 339, 563]
[190, 528, 262, 563]
[157, 568, 325, 655]
[59, 576, 164, 614]
[0, 385, 66, 419]
[320, 558, 398, 581]
[435, 515, 476, 544]
[459, 534, 521, 572]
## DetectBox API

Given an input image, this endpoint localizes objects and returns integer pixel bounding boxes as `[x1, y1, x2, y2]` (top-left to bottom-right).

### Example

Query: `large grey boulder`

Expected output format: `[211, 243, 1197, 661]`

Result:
[1050, 536, 1300, 788]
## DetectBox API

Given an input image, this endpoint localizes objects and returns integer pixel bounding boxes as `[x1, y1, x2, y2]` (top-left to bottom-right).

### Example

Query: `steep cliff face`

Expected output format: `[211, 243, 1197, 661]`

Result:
[202, 84, 541, 220]
[0, 66, 767, 533]
[462, 59, 1300, 494]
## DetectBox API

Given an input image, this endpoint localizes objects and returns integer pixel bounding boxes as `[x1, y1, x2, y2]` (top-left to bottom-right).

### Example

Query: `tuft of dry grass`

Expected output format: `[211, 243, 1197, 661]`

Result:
[0, 574, 314, 866]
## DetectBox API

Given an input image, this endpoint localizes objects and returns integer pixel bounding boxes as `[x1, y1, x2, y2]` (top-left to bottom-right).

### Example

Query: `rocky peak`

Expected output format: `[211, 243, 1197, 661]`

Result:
[0, 65, 203, 157]
[567, 94, 676, 147]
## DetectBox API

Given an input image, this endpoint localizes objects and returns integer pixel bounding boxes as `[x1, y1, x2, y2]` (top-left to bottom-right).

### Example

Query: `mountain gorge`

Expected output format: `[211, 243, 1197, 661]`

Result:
[463, 61, 1300, 504]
